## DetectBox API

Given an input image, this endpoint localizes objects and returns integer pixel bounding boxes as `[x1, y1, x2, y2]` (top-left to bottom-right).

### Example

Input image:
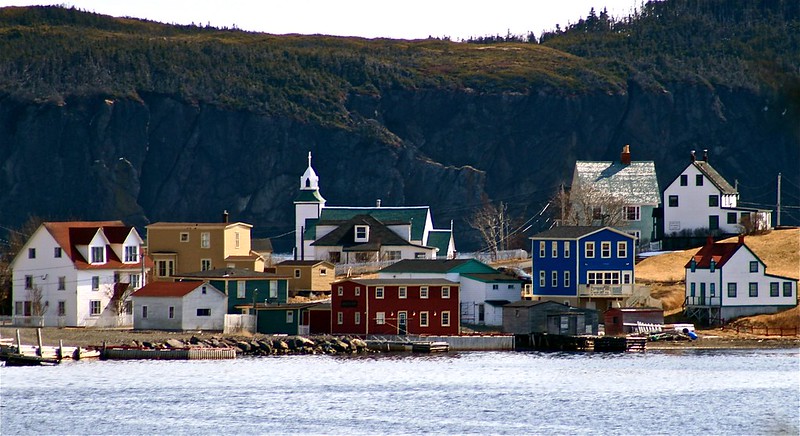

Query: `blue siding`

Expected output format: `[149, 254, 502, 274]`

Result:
[532, 239, 578, 297]
[578, 230, 635, 284]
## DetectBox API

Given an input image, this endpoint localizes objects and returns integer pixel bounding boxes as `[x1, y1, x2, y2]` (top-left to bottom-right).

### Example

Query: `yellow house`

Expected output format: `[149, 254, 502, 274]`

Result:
[272, 260, 335, 297]
[146, 220, 265, 280]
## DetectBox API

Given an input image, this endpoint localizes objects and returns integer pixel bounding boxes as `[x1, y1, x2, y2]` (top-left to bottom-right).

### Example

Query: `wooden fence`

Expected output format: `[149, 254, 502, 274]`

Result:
[721, 324, 799, 337]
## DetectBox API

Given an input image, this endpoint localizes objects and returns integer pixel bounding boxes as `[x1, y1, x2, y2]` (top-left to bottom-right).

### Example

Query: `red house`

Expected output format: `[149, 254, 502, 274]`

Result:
[331, 278, 460, 336]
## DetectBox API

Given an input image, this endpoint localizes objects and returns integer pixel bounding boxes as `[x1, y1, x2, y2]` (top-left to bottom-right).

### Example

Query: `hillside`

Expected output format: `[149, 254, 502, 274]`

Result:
[0, 2, 798, 251]
[637, 228, 800, 325]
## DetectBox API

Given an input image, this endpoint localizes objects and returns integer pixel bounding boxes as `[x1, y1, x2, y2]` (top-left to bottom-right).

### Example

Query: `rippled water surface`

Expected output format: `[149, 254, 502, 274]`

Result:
[2, 348, 798, 435]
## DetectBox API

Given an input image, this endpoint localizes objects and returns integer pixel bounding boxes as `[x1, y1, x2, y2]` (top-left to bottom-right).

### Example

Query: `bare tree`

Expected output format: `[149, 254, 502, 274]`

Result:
[27, 285, 48, 325]
[559, 184, 626, 227]
[467, 201, 510, 261]
[107, 282, 134, 322]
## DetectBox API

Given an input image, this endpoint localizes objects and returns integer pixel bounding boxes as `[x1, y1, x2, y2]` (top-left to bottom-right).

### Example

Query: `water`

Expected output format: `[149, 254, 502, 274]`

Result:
[2, 349, 798, 435]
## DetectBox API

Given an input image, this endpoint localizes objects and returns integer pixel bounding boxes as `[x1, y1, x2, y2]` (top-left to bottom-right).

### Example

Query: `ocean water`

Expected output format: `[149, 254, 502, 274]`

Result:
[1, 348, 798, 435]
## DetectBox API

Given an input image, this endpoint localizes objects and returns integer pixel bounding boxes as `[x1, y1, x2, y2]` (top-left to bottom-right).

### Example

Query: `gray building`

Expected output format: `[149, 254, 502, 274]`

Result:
[503, 300, 599, 335]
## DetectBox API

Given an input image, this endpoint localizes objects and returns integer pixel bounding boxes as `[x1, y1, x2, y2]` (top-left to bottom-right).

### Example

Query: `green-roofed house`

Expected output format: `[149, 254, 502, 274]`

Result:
[173, 267, 290, 314]
[378, 259, 524, 327]
[293, 152, 456, 263]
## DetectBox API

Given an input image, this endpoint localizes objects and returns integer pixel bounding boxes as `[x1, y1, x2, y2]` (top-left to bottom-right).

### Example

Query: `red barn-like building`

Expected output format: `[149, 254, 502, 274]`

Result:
[331, 278, 460, 336]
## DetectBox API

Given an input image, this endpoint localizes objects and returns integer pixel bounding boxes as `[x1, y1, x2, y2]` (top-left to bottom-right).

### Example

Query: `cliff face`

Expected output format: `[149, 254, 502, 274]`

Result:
[0, 78, 797, 250]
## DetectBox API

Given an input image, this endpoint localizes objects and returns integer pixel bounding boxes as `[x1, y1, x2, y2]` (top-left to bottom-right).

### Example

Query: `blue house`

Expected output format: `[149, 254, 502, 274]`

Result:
[530, 226, 637, 310]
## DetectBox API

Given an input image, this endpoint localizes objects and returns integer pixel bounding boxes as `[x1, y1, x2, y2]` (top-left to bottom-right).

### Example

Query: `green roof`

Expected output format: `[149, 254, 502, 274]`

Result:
[426, 230, 452, 257]
[379, 259, 496, 274]
[318, 207, 430, 241]
[294, 189, 326, 203]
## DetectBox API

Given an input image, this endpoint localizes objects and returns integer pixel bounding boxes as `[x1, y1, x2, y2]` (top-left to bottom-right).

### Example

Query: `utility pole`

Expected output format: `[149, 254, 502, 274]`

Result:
[777, 173, 782, 226]
[560, 183, 566, 226]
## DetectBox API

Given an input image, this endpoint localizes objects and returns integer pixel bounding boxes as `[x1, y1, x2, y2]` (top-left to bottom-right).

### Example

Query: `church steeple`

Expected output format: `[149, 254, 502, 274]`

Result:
[294, 151, 325, 260]
[300, 151, 320, 191]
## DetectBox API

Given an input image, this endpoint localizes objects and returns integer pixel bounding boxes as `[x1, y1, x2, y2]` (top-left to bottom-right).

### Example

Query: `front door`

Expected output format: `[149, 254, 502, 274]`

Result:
[700, 283, 706, 305]
[398, 311, 407, 335]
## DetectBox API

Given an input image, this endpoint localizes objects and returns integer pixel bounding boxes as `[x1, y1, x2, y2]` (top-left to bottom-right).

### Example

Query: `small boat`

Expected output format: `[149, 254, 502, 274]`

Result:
[2, 353, 61, 366]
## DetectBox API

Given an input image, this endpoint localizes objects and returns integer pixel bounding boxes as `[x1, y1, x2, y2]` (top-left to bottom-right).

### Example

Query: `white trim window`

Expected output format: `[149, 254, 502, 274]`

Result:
[91, 276, 100, 292]
[58, 276, 66, 291]
[420, 286, 429, 299]
[441, 286, 450, 299]
[294, 269, 301, 278]
[564, 242, 570, 258]
[375, 287, 384, 299]
[420, 311, 429, 327]
[89, 300, 101, 316]
[180, 232, 189, 242]
[623, 205, 641, 221]
[585, 242, 595, 258]
[587, 271, 620, 285]
[337, 286, 343, 296]
[617, 241, 628, 259]
[201, 259, 212, 271]
[169, 306, 175, 319]
[539, 241, 546, 258]
[564, 271, 570, 288]
[200, 232, 210, 248]
[399, 286, 407, 299]
[337, 312, 343, 325]
[354, 312, 361, 325]
[286, 310, 294, 324]
[441, 311, 450, 327]
[551, 271, 558, 287]
[551, 242, 558, 258]
[91, 246, 105, 263]
[355, 286, 361, 296]
[354, 225, 369, 242]
[376, 312, 385, 325]
[124, 245, 138, 263]
[539, 271, 546, 287]
[601, 242, 611, 258]
[237, 281, 246, 299]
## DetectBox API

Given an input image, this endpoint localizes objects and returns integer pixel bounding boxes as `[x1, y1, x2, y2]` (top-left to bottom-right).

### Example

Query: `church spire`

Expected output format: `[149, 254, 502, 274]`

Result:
[300, 151, 320, 191]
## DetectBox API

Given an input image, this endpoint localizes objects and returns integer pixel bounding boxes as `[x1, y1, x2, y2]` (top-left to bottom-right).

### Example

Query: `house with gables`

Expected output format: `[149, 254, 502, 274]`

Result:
[663, 150, 772, 238]
[271, 260, 335, 297]
[131, 281, 227, 331]
[684, 236, 796, 326]
[146, 212, 266, 281]
[11, 221, 151, 327]
[294, 152, 455, 263]
[377, 259, 523, 327]
[570, 145, 661, 248]
[530, 226, 637, 310]
[331, 278, 460, 336]
[173, 267, 290, 314]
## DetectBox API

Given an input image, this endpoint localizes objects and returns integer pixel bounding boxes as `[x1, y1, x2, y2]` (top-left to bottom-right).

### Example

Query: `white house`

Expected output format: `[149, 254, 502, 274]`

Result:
[11, 221, 150, 327]
[663, 150, 772, 236]
[294, 152, 456, 262]
[684, 235, 797, 325]
[377, 259, 522, 327]
[132, 281, 227, 331]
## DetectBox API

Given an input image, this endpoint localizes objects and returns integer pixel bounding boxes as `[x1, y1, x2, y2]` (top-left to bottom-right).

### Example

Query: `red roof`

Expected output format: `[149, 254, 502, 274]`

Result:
[685, 238, 744, 269]
[132, 281, 204, 297]
[42, 221, 153, 271]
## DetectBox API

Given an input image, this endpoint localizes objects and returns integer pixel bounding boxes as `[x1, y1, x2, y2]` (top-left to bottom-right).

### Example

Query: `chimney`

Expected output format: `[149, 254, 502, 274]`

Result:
[703, 149, 709, 162]
[738, 234, 745, 245]
[620, 144, 631, 165]
[690, 150, 696, 162]
[376, 199, 381, 208]
[222, 210, 229, 223]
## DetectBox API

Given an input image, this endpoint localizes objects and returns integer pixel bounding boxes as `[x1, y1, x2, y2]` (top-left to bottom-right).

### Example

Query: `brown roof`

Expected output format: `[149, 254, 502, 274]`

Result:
[132, 281, 206, 297]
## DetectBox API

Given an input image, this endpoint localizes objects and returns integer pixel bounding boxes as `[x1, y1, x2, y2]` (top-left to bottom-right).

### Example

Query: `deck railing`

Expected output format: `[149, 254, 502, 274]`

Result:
[684, 296, 722, 306]
[577, 284, 633, 297]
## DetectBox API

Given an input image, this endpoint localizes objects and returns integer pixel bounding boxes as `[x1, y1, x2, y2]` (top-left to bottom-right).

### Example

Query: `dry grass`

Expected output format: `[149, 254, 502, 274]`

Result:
[638, 229, 800, 326]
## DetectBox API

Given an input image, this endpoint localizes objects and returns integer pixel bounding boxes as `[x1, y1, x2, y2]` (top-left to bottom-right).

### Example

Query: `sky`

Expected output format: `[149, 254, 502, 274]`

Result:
[1, 0, 643, 40]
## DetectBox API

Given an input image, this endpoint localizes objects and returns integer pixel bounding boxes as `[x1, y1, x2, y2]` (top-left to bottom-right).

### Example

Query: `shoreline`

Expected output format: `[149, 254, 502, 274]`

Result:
[2, 326, 799, 352]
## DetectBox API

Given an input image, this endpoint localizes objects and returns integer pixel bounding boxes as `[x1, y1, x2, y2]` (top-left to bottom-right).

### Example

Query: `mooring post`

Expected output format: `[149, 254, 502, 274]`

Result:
[36, 328, 43, 357]
[15, 329, 21, 354]
[57, 339, 63, 360]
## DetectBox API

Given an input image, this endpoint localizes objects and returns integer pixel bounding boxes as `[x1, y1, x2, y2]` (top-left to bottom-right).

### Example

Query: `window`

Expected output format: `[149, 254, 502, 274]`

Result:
[399, 286, 407, 299]
[441, 311, 450, 327]
[668, 195, 679, 207]
[564, 271, 570, 288]
[91, 276, 100, 292]
[592, 206, 603, 220]
[696, 174, 704, 186]
[354, 312, 361, 325]
[441, 286, 450, 299]
[58, 276, 66, 290]
[617, 241, 628, 258]
[623, 272, 631, 284]
[539, 271, 545, 287]
[235, 232, 240, 249]
[237, 281, 246, 299]
[157, 260, 174, 277]
[749, 283, 758, 298]
[197, 308, 211, 316]
[585, 242, 595, 258]
[355, 252, 370, 263]
[319, 268, 327, 276]
[728, 283, 737, 298]
[354, 225, 369, 242]
[337, 286, 343, 296]
[600, 242, 611, 258]
[114, 272, 121, 284]
[24, 275, 33, 289]
[201, 259, 212, 271]
[414, 252, 427, 259]
[680, 174, 688, 186]
[710, 283, 716, 297]
[709, 215, 719, 230]
[54, 247, 62, 258]
[91, 246, 104, 263]
[749, 261, 758, 272]
[294, 269, 301, 278]
[201, 286, 207, 294]
[710, 260, 716, 273]
[539, 241, 546, 257]
[375, 312, 385, 325]
[355, 286, 361, 296]
[587, 271, 620, 285]
[337, 312, 343, 325]
[329, 252, 341, 263]
[690, 282, 696, 297]
[180, 232, 189, 242]
[420, 286, 429, 299]
[200, 232, 210, 248]
[142, 305, 148, 318]
[551, 271, 558, 287]
[420, 311, 429, 327]
[169, 306, 175, 319]
[564, 242, 570, 258]
[385, 251, 401, 261]
[130, 274, 140, 289]
[708, 195, 719, 207]
[784, 282, 793, 297]
[90, 300, 101, 316]
[286, 311, 294, 324]
[623, 206, 641, 221]
[375, 287, 384, 299]
[492, 284, 499, 290]
[551, 242, 558, 258]
[124, 246, 138, 262]
[770, 282, 779, 297]
[727, 212, 738, 224]
[57, 301, 66, 316]
[508, 284, 514, 289]
[28, 248, 36, 259]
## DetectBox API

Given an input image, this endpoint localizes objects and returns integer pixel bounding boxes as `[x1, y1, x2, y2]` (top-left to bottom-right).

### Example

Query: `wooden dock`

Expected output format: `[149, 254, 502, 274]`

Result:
[411, 341, 450, 353]
[520, 333, 647, 352]
[101, 346, 236, 360]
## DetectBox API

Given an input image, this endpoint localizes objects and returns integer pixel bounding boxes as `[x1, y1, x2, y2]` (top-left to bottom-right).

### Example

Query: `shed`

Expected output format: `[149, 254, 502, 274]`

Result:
[503, 300, 599, 335]
[604, 307, 665, 336]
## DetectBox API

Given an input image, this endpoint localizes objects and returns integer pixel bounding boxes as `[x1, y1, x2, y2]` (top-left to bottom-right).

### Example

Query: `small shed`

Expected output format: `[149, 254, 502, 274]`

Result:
[604, 307, 665, 336]
[503, 300, 599, 335]
[132, 281, 227, 331]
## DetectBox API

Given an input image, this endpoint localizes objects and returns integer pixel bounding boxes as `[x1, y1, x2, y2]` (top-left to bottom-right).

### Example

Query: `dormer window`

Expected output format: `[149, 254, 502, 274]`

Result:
[91, 246, 105, 263]
[124, 246, 138, 263]
[690, 259, 696, 272]
[710, 259, 716, 273]
[354, 225, 369, 242]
